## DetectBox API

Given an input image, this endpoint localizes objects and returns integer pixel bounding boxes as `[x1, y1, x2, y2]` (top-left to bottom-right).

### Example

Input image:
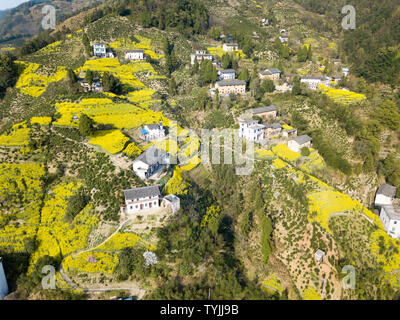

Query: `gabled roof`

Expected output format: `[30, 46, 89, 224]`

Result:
[264, 123, 282, 129]
[382, 205, 400, 220]
[224, 43, 238, 46]
[216, 79, 246, 86]
[377, 184, 397, 198]
[301, 76, 329, 81]
[126, 49, 144, 53]
[124, 186, 161, 201]
[219, 69, 235, 74]
[248, 106, 277, 114]
[145, 123, 162, 130]
[134, 146, 167, 165]
[260, 68, 281, 75]
[249, 124, 266, 130]
[292, 134, 312, 145]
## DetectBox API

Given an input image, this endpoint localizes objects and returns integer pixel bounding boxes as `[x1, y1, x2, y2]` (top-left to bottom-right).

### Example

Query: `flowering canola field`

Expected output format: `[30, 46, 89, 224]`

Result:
[88, 130, 130, 154]
[272, 144, 301, 162]
[53, 98, 171, 129]
[63, 252, 119, 274]
[15, 61, 67, 97]
[0, 163, 46, 252]
[318, 85, 366, 104]
[0, 121, 30, 146]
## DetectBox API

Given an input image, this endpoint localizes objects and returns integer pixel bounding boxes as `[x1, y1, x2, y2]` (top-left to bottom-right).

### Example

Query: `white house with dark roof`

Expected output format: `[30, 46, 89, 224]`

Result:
[132, 147, 170, 180]
[125, 49, 145, 61]
[218, 69, 236, 80]
[375, 184, 397, 208]
[380, 205, 400, 239]
[141, 123, 165, 141]
[288, 135, 312, 153]
[215, 79, 246, 95]
[239, 119, 265, 142]
[0, 257, 8, 300]
[190, 50, 213, 65]
[247, 106, 277, 120]
[222, 43, 239, 52]
[122, 186, 161, 214]
[259, 68, 281, 80]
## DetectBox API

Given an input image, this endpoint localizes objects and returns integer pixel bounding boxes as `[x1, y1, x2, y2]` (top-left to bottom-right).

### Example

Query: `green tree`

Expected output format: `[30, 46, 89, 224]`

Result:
[102, 72, 122, 94]
[0, 54, 17, 97]
[85, 70, 95, 85]
[79, 114, 94, 136]
[238, 68, 249, 83]
[82, 33, 92, 56]
[169, 76, 177, 95]
[374, 100, 400, 130]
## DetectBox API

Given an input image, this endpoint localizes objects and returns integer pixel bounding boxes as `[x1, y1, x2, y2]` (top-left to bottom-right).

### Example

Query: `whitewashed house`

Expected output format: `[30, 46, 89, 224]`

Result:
[375, 184, 397, 208]
[342, 67, 350, 77]
[300, 76, 331, 90]
[93, 44, 106, 58]
[125, 49, 145, 61]
[288, 135, 312, 153]
[122, 186, 161, 214]
[0, 257, 8, 300]
[141, 123, 165, 141]
[380, 205, 400, 239]
[239, 119, 265, 142]
[218, 69, 236, 80]
[190, 50, 213, 65]
[161, 194, 181, 214]
[132, 147, 170, 180]
[315, 249, 325, 264]
[222, 43, 239, 52]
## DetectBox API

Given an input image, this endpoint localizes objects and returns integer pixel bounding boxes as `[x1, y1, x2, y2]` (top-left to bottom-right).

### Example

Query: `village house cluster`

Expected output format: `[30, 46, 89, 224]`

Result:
[237, 105, 312, 153]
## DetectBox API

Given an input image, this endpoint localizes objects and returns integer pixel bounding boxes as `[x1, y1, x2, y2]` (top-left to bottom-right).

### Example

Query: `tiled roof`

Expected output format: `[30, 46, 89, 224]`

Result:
[124, 186, 161, 201]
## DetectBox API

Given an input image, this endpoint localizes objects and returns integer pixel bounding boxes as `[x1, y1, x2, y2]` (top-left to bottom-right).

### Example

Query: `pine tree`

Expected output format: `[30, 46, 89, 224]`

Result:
[82, 33, 92, 56]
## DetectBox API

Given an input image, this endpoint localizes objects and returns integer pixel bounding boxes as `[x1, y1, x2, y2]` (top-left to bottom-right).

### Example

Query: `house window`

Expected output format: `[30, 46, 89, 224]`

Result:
[130, 206, 133, 209]
[395, 221, 398, 225]
[154, 201, 157, 205]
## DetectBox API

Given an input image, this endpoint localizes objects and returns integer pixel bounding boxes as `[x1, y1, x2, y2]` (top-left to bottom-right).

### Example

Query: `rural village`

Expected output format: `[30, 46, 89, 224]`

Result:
[0, 0, 399, 301]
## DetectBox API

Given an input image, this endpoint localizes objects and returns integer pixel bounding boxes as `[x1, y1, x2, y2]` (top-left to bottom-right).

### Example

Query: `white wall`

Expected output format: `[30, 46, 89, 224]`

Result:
[375, 194, 393, 207]
[380, 207, 400, 239]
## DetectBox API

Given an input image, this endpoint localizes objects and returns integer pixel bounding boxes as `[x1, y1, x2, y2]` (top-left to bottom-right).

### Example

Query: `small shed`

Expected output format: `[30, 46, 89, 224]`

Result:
[315, 249, 325, 264]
